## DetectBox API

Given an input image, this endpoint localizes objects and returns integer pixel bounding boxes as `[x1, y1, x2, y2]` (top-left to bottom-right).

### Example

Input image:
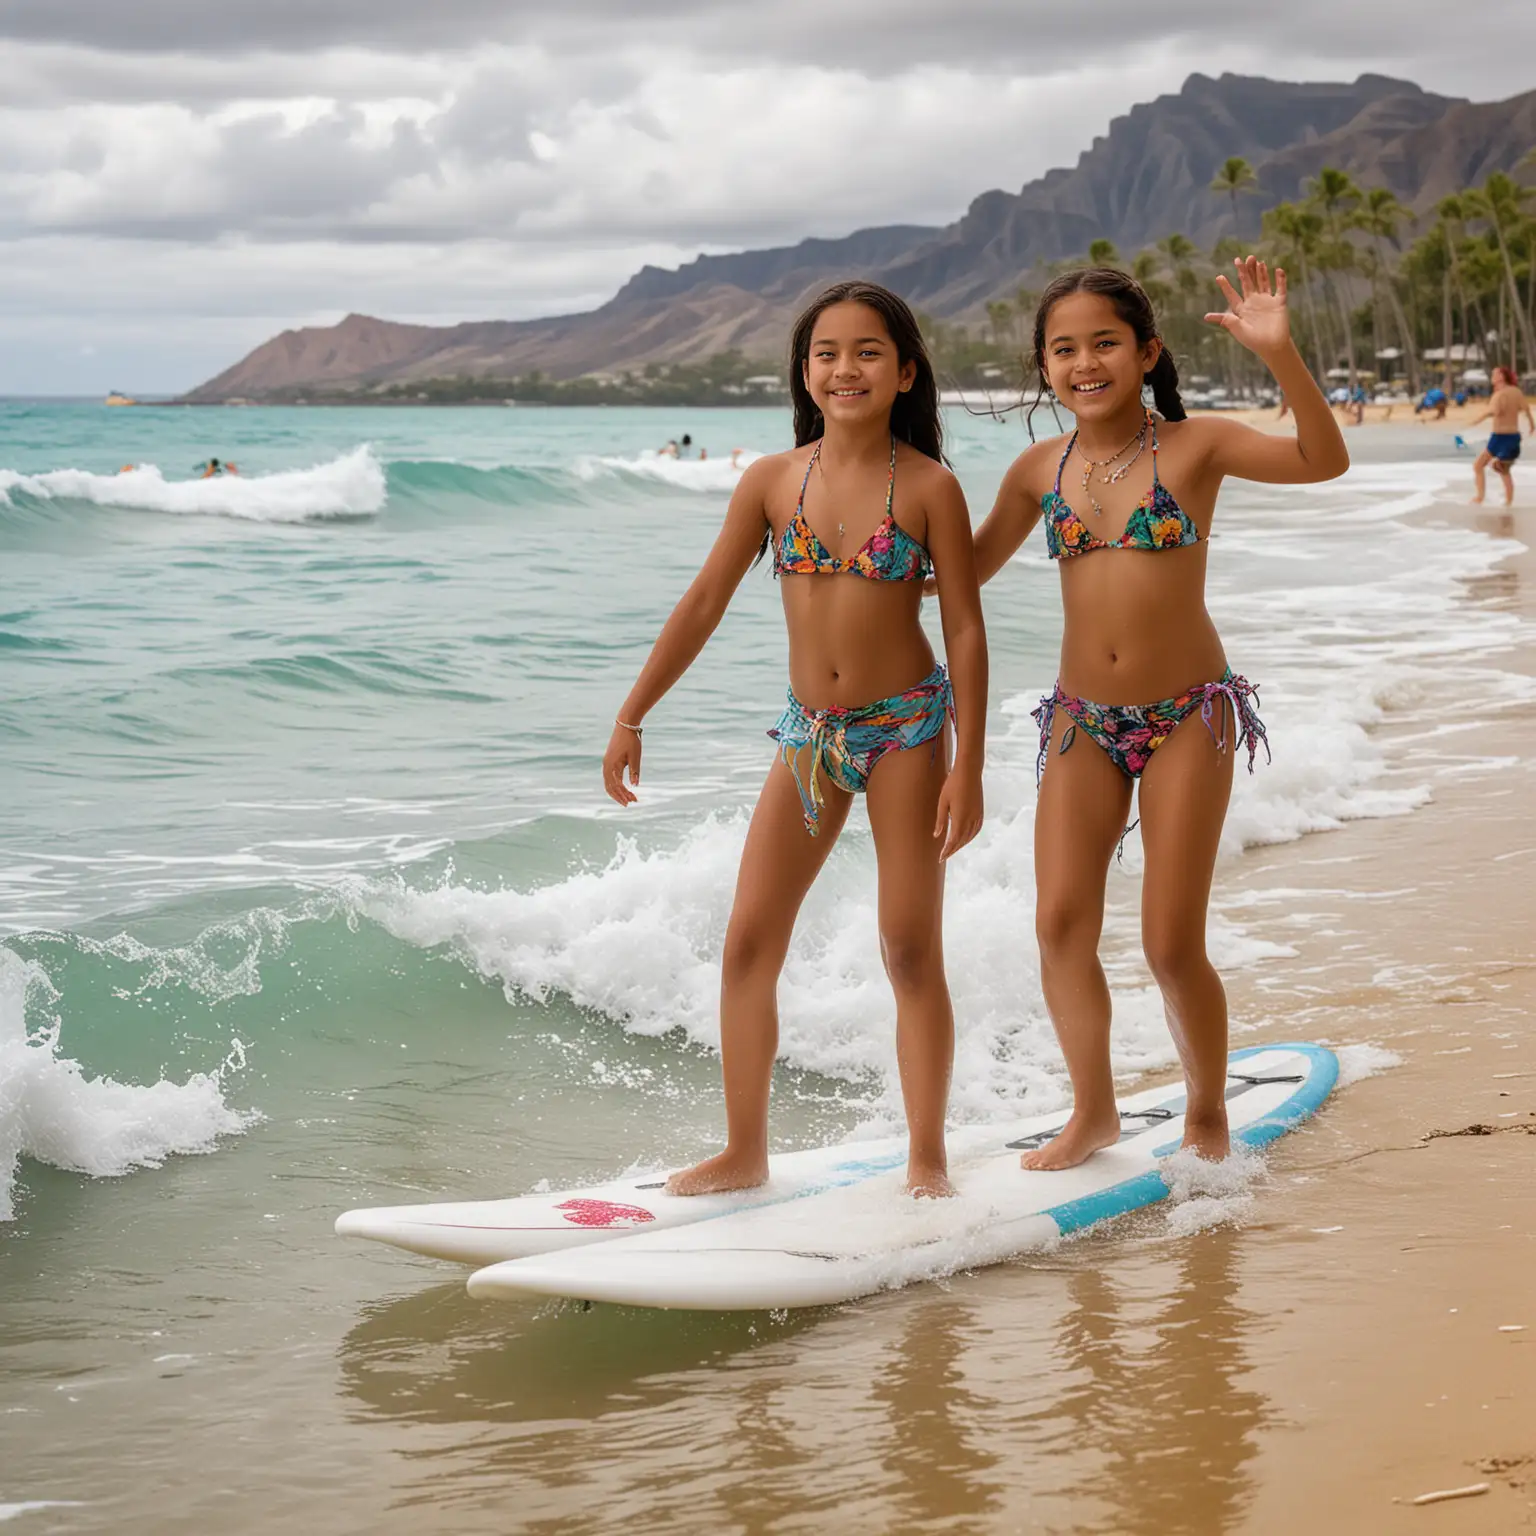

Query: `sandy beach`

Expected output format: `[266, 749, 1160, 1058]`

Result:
[1198, 394, 1536, 437]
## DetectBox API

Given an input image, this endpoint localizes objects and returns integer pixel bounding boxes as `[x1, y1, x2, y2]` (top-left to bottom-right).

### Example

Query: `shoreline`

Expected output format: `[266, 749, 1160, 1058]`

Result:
[1166, 490, 1536, 1527]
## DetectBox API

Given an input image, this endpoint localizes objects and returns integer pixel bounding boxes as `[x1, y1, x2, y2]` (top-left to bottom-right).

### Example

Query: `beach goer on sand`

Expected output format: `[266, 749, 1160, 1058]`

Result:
[1415, 387, 1449, 420]
[603, 281, 988, 1198]
[1470, 365, 1534, 506]
[965, 258, 1348, 1168]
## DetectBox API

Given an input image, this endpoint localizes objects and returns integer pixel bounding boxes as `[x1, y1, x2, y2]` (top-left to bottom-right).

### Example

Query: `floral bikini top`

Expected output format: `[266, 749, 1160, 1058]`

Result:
[1043, 415, 1204, 560]
[774, 438, 933, 581]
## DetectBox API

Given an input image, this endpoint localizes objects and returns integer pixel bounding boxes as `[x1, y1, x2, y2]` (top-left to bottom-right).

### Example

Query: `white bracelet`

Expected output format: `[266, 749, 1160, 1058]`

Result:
[615, 718, 644, 737]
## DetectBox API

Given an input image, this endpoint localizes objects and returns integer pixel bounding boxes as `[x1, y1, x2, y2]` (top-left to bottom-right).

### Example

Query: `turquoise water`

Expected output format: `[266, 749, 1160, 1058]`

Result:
[0, 403, 1525, 1530]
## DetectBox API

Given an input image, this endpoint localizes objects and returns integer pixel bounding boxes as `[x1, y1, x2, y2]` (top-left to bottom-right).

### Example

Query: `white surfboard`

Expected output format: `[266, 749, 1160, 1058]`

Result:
[334, 1043, 1322, 1268]
[464, 1044, 1336, 1311]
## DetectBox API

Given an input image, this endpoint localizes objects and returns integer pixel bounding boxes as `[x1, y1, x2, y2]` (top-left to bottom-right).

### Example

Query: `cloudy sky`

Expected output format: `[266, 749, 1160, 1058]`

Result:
[4, 1, 1533, 395]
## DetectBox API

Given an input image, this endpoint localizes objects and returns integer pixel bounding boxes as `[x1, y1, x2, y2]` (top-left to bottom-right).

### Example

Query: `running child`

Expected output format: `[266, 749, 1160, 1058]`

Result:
[967, 258, 1348, 1168]
[602, 281, 988, 1197]
[1470, 364, 1534, 506]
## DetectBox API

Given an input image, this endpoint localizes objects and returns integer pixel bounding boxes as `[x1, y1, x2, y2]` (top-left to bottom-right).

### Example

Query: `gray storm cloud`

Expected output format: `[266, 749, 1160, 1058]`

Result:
[1, 1, 1532, 392]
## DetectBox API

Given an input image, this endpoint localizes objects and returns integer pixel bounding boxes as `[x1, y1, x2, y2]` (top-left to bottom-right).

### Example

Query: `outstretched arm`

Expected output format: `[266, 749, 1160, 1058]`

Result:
[602, 458, 774, 805]
[1200, 256, 1350, 485]
[924, 472, 988, 859]
[972, 450, 1048, 585]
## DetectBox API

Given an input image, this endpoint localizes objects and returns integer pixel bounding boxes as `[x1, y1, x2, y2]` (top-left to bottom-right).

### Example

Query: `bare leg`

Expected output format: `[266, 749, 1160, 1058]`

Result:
[1471, 449, 1491, 504]
[666, 758, 851, 1195]
[1136, 701, 1238, 1161]
[1024, 711, 1135, 1171]
[865, 729, 954, 1197]
[1493, 458, 1515, 507]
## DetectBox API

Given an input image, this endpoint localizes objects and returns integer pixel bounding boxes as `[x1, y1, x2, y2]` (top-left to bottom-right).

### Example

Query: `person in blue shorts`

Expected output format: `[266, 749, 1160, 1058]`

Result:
[1471, 366, 1535, 506]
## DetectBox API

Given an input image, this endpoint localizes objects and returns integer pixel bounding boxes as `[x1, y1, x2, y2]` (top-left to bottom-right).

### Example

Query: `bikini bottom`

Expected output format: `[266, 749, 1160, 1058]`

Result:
[769, 663, 952, 835]
[1032, 667, 1268, 783]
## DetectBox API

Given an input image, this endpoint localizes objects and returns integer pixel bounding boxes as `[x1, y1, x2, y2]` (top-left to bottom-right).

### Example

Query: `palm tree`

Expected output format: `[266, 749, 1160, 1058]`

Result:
[1356, 187, 1420, 393]
[1463, 172, 1536, 372]
[1305, 167, 1363, 389]
[1210, 156, 1258, 239]
[1263, 202, 1329, 380]
[986, 299, 1014, 352]
[1438, 194, 1493, 381]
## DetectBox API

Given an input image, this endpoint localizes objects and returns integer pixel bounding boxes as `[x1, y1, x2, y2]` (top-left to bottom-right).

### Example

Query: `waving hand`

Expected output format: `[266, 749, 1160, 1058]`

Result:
[1204, 255, 1292, 361]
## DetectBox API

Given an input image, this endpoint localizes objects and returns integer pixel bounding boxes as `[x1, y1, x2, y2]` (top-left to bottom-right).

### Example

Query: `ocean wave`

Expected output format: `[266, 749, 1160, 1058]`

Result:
[0, 445, 386, 523]
[574, 449, 760, 492]
[352, 460, 1532, 1131]
[0, 946, 258, 1222]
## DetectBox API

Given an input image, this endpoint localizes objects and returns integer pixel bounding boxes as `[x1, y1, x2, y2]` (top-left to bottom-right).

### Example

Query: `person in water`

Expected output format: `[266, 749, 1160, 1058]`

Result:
[602, 281, 988, 1197]
[197, 458, 238, 478]
[1470, 364, 1534, 506]
[964, 258, 1347, 1168]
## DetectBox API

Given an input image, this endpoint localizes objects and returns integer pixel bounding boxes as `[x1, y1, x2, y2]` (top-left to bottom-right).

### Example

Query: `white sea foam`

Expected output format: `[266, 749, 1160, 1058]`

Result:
[575, 448, 760, 492]
[1332, 1042, 1403, 1088]
[1159, 1143, 1267, 1235]
[0, 948, 258, 1221]
[360, 455, 1530, 1130]
[0, 445, 385, 522]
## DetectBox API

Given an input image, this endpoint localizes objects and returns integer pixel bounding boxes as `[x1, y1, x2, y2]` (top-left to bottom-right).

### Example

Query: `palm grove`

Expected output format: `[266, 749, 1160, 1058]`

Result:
[944, 154, 1536, 402]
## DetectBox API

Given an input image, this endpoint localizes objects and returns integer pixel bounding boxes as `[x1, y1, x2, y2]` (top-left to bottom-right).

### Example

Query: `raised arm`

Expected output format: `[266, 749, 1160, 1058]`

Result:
[602, 457, 775, 805]
[1200, 256, 1350, 485]
[923, 470, 988, 857]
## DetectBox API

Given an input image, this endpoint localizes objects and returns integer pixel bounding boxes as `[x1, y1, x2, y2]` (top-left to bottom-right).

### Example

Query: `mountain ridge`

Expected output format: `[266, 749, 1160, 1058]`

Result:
[187, 73, 1536, 401]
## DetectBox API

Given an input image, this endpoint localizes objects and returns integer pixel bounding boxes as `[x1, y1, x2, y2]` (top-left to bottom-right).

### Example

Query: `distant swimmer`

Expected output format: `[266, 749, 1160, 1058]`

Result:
[658, 439, 679, 458]
[1470, 365, 1534, 507]
[196, 458, 238, 478]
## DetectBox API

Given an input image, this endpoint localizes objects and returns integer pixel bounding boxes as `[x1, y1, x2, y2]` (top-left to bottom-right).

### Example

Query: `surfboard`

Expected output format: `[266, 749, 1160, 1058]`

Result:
[463, 1043, 1336, 1311]
[334, 1043, 1319, 1268]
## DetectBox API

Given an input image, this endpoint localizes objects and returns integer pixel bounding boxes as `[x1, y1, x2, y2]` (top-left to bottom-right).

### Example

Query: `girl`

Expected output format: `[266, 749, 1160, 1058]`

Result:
[602, 281, 988, 1197]
[970, 257, 1347, 1169]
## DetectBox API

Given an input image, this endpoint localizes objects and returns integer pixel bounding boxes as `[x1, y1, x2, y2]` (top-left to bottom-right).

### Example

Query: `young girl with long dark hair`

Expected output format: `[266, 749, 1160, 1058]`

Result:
[602, 281, 988, 1197]
[971, 257, 1347, 1169]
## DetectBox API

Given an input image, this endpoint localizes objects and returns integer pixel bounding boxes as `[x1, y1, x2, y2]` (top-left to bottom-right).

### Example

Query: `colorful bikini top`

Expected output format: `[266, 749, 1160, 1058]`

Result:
[1043, 415, 1204, 560]
[775, 438, 933, 581]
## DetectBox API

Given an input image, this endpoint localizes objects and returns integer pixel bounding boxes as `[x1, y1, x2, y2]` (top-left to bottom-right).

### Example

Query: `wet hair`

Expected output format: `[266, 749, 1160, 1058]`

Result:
[1028, 267, 1186, 435]
[788, 281, 943, 462]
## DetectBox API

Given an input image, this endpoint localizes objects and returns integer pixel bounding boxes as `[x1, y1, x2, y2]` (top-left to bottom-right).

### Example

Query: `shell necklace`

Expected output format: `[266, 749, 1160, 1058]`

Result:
[1076, 417, 1148, 517]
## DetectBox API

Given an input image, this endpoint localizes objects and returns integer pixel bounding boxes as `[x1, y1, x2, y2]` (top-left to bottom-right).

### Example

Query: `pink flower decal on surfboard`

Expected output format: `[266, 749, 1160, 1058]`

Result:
[555, 1198, 655, 1228]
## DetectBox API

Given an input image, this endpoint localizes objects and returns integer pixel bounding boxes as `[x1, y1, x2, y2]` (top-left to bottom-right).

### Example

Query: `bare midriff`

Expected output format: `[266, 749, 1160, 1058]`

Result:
[1056, 542, 1227, 703]
[778, 578, 936, 710]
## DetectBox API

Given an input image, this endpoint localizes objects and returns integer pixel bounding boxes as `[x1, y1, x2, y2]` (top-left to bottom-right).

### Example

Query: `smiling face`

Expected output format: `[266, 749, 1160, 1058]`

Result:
[802, 301, 915, 429]
[1041, 292, 1161, 424]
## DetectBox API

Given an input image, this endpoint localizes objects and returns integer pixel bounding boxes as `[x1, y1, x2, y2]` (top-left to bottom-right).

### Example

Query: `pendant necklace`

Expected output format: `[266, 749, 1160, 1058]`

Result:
[1077, 417, 1148, 517]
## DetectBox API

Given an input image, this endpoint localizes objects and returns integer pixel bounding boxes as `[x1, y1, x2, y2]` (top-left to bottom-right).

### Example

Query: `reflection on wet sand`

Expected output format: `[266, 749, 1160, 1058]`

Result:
[332, 1226, 1271, 1534]
[1043, 1228, 1267, 1534]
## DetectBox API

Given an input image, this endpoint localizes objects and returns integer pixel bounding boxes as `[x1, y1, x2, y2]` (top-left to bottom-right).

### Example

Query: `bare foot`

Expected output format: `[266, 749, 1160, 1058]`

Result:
[665, 1148, 768, 1197]
[1020, 1107, 1121, 1171]
[906, 1159, 955, 1199]
[1179, 1108, 1231, 1162]
[1470, 494, 1485, 505]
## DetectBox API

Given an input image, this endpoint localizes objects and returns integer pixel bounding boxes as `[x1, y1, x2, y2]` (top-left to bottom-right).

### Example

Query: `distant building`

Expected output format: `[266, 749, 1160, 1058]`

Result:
[744, 376, 787, 393]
